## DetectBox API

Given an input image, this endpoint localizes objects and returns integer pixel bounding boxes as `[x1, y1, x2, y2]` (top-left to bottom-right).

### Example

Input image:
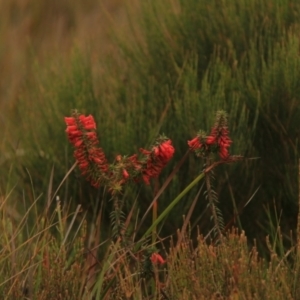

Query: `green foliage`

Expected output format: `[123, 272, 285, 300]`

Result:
[114, 0, 300, 238]
[128, 0, 300, 231]
[2, 0, 300, 297]
[0, 188, 87, 299]
[1, 184, 300, 299]
[1, 0, 300, 253]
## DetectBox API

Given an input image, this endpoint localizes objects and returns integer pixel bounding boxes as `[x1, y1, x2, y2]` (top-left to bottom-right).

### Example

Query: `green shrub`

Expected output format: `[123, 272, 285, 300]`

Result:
[2, 0, 300, 242]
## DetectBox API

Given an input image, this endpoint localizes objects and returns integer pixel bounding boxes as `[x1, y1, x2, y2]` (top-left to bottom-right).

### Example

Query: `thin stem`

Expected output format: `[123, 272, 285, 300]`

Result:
[141, 172, 205, 241]
[204, 158, 223, 241]
[152, 201, 157, 244]
[152, 179, 159, 244]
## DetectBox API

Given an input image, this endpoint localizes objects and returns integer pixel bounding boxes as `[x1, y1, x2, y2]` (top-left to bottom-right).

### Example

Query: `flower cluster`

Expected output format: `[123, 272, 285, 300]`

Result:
[65, 112, 175, 190]
[107, 154, 139, 193]
[106, 138, 174, 191]
[206, 127, 232, 159]
[139, 139, 175, 185]
[187, 111, 232, 160]
[65, 113, 109, 188]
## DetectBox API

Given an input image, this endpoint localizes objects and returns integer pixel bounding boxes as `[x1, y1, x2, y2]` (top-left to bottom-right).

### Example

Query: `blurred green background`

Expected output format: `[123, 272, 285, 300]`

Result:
[1, 0, 300, 249]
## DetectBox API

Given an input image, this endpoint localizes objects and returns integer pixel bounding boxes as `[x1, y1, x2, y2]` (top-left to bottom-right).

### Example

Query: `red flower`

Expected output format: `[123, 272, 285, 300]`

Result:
[157, 140, 175, 161]
[78, 114, 96, 130]
[151, 253, 166, 264]
[122, 169, 129, 179]
[217, 134, 232, 159]
[216, 128, 232, 159]
[187, 136, 202, 149]
[65, 117, 76, 126]
[127, 154, 142, 171]
[219, 146, 229, 159]
[65, 113, 108, 187]
[205, 128, 218, 145]
[204, 124, 232, 160]
[88, 148, 108, 172]
[140, 139, 174, 184]
[205, 136, 217, 145]
[160, 140, 175, 158]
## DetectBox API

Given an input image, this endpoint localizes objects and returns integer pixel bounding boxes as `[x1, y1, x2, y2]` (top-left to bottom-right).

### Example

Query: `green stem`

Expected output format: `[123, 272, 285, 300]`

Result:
[141, 172, 205, 240]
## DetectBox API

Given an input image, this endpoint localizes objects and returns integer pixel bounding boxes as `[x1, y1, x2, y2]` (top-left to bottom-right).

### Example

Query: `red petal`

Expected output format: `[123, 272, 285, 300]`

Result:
[206, 135, 217, 145]
[151, 253, 166, 264]
[64, 117, 76, 126]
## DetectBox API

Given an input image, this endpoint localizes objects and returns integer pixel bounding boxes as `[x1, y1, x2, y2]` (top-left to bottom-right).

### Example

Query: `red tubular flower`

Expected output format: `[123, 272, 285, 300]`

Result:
[140, 139, 175, 185]
[218, 133, 232, 159]
[188, 112, 233, 159]
[127, 154, 142, 171]
[206, 130, 232, 160]
[205, 118, 232, 160]
[151, 253, 166, 264]
[122, 169, 129, 179]
[88, 148, 108, 172]
[64, 117, 76, 126]
[219, 146, 229, 159]
[65, 113, 109, 188]
[187, 136, 202, 149]
[205, 128, 218, 145]
[79, 114, 96, 130]
[157, 140, 175, 161]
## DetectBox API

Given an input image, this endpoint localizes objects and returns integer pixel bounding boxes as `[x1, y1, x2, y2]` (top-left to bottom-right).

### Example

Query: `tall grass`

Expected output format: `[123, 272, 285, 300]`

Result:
[1, 170, 300, 299]
[1, 0, 300, 255]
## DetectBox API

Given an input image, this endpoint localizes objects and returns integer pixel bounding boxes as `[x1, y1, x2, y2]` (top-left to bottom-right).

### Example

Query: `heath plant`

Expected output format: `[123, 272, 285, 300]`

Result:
[63, 109, 251, 297]
[0, 111, 300, 299]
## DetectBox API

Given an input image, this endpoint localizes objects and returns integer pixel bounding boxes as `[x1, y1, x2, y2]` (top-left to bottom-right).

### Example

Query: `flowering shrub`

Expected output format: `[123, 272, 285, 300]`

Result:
[65, 111, 175, 192]
[65, 114, 109, 188]
[65, 110, 234, 194]
[63, 109, 246, 294]
[186, 110, 235, 241]
[187, 110, 232, 160]
[139, 139, 175, 184]
[65, 110, 238, 265]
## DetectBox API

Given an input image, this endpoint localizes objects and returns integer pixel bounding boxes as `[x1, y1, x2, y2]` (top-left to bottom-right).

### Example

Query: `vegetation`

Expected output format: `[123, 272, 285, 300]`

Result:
[1, 0, 300, 298]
